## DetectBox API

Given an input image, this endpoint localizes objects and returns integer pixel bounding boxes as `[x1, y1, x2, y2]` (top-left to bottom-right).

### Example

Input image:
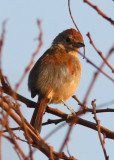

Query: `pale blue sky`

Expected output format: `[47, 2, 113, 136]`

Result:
[0, 0, 114, 160]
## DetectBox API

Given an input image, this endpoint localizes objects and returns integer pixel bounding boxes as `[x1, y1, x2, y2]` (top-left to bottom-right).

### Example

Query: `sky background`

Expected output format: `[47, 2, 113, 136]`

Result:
[0, 0, 114, 160]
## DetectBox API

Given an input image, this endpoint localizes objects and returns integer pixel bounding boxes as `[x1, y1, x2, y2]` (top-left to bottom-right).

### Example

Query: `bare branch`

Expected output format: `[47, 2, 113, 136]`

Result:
[92, 99, 109, 160]
[78, 51, 114, 82]
[15, 20, 43, 92]
[82, 44, 114, 105]
[87, 33, 114, 73]
[0, 98, 77, 160]
[84, 0, 114, 25]
[0, 19, 8, 70]
[59, 124, 74, 154]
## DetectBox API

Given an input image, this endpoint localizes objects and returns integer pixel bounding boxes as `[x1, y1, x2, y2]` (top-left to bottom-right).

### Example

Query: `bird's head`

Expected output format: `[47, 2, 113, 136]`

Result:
[52, 28, 85, 53]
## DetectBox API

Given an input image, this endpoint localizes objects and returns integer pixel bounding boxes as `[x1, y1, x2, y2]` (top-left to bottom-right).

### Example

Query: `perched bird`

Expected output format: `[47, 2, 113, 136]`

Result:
[28, 28, 85, 133]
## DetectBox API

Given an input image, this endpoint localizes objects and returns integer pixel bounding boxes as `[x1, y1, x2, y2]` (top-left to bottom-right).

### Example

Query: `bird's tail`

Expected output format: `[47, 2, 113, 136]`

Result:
[30, 97, 48, 133]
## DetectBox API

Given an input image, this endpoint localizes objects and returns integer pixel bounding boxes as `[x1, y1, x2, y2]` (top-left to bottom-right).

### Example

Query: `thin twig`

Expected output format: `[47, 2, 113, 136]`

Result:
[68, 0, 85, 58]
[0, 98, 77, 160]
[6, 123, 28, 160]
[82, 44, 114, 105]
[84, 0, 114, 25]
[78, 51, 114, 82]
[1, 83, 114, 140]
[73, 95, 114, 114]
[0, 19, 8, 70]
[68, 0, 80, 33]
[59, 124, 74, 154]
[43, 122, 66, 141]
[92, 99, 109, 160]
[15, 20, 43, 92]
[87, 33, 114, 73]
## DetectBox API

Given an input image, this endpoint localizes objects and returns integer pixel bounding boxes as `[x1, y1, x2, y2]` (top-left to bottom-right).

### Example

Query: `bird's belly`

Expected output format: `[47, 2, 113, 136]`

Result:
[51, 74, 81, 103]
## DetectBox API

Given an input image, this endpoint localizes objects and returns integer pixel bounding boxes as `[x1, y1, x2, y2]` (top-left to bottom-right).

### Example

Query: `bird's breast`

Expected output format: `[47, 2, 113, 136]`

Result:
[49, 56, 82, 103]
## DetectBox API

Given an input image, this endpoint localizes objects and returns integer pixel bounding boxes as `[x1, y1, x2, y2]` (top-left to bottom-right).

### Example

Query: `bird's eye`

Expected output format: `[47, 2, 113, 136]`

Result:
[66, 37, 71, 42]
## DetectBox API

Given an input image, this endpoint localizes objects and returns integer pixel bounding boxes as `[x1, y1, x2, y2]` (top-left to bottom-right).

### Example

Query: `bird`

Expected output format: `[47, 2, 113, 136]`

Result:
[28, 28, 85, 133]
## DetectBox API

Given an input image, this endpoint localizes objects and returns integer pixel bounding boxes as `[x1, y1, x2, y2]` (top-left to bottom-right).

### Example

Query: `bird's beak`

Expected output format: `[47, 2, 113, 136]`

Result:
[74, 42, 85, 48]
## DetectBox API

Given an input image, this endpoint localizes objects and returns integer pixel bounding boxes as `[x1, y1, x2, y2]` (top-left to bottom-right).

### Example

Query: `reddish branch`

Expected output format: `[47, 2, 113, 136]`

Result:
[78, 51, 114, 82]
[6, 124, 28, 160]
[92, 100, 109, 160]
[87, 32, 114, 73]
[1, 79, 114, 140]
[0, 80, 114, 159]
[0, 98, 77, 160]
[59, 124, 74, 154]
[42, 115, 114, 140]
[14, 101, 34, 160]
[1, 79, 114, 115]
[68, 0, 80, 33]
[0, 20, 8, 70]
[0, 6, 114, 158]
[82, 45, 114, 105]
[84, 0, 114, 25]
[1, 94, 113, 159]
[44, 123, 66, 141]
[15, 20, 43, 92]
[68, 0, 85, 58]
[73, 95, 114, 114]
